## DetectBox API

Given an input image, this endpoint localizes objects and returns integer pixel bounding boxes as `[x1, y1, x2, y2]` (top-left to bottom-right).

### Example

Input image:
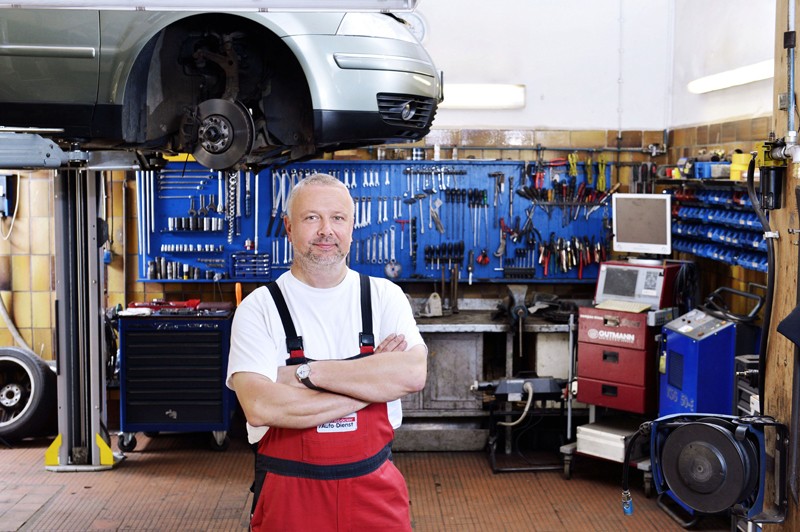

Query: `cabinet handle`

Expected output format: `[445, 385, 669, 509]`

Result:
[602, 350, 619, 364]
[601, 384, 618, 397]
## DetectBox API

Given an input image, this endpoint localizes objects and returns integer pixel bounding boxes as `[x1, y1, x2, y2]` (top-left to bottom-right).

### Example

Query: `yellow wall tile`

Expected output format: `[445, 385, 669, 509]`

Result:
[30, 254, 51, 291]
[0, 256, 9, 291]
[11, 290, 31, 328]
[11, 255, 30, 291]
[30, 217, 51, 255]
[535, 130, 571, 148]
[570, 130, 606, 148]
[12, 176, 29, 219]
[18, 328, 33, 350]
[31, 291, 51, 328]
[8, 216, 31, 255]
[107, 263, 124, 295]
[32, 328, 53, 360]
[28, 178, 51, 217]
[0, 328, 12, 347]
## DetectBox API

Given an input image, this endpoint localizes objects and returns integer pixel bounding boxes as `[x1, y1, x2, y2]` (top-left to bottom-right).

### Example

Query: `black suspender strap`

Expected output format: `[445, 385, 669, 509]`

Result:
[358, 273, 375, 354]
[268, 274, 374, 358]
[266, 282, 305, 359]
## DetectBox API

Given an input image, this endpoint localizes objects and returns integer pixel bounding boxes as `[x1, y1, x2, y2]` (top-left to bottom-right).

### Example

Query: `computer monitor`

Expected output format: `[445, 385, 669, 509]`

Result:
[611, 193, 672, 256]
[594, 261, 681, 309]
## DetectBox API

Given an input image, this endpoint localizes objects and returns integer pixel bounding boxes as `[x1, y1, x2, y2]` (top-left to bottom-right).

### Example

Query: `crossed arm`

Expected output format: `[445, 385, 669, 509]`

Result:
[231, 333, 427, 430]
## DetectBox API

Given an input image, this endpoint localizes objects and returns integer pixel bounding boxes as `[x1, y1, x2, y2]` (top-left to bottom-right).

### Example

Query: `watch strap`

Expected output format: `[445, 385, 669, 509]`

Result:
[300, 374, 324, 392]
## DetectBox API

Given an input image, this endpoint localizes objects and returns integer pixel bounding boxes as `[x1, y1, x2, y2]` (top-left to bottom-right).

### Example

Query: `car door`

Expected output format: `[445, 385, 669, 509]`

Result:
[0, 9, 99, 133]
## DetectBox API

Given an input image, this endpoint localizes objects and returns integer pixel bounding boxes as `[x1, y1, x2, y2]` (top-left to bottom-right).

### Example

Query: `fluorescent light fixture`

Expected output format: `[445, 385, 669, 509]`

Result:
[687, 59, 774, 94]
[439, 83, 526, 110]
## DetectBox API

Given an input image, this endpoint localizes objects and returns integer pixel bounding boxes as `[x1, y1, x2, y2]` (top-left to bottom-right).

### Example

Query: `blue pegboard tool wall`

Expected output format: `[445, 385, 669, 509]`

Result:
[136, 158, 612, 284]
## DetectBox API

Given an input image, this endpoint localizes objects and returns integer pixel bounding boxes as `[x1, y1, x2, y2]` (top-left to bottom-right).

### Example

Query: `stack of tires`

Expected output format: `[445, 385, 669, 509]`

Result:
[0, 347, 57, 442]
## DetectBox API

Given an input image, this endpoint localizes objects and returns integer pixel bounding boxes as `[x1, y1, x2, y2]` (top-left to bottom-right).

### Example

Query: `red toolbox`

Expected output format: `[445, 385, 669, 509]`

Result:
[576, 306, 658, 414]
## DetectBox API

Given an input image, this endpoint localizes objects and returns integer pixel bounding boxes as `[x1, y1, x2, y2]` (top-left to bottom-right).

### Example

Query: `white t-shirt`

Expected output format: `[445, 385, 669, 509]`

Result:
[226, 269, 425, 443]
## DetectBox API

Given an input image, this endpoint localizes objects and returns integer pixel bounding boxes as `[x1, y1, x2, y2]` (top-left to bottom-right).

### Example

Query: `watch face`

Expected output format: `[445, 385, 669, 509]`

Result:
[296, 364, 311, 379]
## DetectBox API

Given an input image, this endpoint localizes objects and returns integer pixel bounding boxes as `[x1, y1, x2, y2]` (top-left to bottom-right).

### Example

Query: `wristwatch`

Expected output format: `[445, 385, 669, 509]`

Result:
[295, 363, 322, 391]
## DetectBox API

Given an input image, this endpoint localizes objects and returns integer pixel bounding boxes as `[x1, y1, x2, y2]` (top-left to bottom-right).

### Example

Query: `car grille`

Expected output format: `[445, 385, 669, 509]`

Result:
[377, 93, 437, 136]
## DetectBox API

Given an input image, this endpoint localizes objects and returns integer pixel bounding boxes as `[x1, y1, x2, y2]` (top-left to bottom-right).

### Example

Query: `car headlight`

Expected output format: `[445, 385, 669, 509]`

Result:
[337, 13, 417, 43]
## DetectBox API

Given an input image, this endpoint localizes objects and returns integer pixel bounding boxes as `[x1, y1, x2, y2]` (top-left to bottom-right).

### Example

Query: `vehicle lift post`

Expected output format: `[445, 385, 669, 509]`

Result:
[0, 133, 124, 470]
[46, 165, 121, 470]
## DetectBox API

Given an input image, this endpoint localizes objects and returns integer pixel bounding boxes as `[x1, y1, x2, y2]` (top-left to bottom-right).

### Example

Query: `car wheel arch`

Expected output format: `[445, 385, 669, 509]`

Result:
[118, 13, 314, 153]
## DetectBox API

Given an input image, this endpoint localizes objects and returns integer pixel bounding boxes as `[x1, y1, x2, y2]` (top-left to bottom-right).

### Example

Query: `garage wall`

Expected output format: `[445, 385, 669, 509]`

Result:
[0, 170, 55, 358]
[421, 0, 775, 130]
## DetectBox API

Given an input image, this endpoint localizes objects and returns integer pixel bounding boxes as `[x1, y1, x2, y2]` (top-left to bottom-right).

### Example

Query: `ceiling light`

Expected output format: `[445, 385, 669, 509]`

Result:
[439, 84, 526, 110]
[687, 59, 774, 94]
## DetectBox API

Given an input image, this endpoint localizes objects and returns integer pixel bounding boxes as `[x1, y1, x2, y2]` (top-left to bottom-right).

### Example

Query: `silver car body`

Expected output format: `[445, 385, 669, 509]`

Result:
[0, 9, 441, 169]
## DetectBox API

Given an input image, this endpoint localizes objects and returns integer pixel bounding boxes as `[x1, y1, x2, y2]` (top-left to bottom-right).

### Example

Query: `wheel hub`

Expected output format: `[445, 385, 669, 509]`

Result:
[198, 115, 233, 154]
[0, 383, 22, 408]
[192, 98, 254, 170]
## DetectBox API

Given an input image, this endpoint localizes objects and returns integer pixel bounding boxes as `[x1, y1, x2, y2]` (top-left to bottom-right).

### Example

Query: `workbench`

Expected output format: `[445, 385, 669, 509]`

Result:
[395, 309, 574, 451]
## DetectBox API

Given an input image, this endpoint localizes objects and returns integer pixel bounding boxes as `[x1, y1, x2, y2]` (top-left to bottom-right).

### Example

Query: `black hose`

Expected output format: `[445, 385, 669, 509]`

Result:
[745, 155, 776, 414]
[620, 421, 652, 515]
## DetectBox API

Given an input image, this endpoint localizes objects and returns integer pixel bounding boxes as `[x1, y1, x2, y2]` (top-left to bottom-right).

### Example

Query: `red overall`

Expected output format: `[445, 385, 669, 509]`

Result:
[250, 274, 411, 531]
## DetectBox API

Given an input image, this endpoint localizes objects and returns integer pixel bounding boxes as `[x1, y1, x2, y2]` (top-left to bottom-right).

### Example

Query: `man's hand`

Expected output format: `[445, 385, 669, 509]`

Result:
[375, 333, 407, 353]
[276, 333, 407, 388]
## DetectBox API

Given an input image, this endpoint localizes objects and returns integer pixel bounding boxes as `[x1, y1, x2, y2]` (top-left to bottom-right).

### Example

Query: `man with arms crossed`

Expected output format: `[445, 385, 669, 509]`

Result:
[227, 173, 427, 530]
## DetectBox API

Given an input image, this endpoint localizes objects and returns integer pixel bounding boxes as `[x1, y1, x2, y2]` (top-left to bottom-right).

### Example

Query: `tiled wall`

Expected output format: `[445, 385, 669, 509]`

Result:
[0, 170, 55, 358]
[0, 121, 771, 360]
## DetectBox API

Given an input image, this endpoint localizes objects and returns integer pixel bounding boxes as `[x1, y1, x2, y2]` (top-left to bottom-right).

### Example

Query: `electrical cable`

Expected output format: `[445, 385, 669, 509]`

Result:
[669, 260, 699, 315]
[746, 155, 775, 415]
[697, 292, 759, 324]
[0, 172, 23, 241]
[620, 421, 652, 516]
[497, 381, 534, 427]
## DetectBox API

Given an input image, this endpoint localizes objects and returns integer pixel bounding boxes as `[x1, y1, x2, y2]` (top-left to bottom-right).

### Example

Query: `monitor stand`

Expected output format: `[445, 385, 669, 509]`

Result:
[626, 255, 664, 267]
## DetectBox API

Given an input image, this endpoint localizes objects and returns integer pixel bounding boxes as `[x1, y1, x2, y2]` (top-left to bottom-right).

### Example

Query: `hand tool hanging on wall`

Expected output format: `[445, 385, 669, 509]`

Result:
[488, 171, 504, 227]
[597, 155, 607, 191]
[245, 171, 252, 217]
[217, 171, 225, 214]
[254, 172, 260, 253]
[227, 170, 237, 244]
[266, 171, 280, 236]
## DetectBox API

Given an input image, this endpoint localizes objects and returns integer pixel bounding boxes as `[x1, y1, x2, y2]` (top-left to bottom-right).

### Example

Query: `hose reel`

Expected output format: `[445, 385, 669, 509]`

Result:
[647, 414, 787, 524]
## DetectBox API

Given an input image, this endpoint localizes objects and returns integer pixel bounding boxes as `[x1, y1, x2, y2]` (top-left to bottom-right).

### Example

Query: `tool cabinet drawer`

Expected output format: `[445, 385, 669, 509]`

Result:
[125, 399, 224, 426]
[576, 377, 653, 414]
[578, 307, 652, 351]
[577, 342, 653, 387]
[118, 313, 233, 432]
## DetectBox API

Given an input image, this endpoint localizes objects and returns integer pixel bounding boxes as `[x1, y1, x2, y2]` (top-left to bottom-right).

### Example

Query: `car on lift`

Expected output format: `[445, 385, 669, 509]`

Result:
[0, 9, 441, 170]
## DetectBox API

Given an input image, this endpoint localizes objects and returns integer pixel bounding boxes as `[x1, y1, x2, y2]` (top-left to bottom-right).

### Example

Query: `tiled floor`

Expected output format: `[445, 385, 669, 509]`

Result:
[1, 431, 730, 531]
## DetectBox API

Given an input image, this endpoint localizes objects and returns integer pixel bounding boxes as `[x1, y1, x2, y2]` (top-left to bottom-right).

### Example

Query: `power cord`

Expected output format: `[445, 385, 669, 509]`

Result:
[0, 172, 23, 241]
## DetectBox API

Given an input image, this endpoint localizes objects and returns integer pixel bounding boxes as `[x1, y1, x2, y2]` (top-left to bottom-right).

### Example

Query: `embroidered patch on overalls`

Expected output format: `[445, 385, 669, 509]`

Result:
[317, 412, 358, 433]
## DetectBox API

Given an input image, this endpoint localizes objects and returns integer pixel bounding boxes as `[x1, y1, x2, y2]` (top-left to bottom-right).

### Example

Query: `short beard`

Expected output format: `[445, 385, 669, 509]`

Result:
[294, 242, 347, 271]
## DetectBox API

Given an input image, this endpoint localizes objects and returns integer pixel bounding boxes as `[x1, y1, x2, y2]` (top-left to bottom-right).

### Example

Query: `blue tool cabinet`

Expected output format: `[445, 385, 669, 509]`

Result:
[117, 310, 235, 451]
[136, 158, 612, 284]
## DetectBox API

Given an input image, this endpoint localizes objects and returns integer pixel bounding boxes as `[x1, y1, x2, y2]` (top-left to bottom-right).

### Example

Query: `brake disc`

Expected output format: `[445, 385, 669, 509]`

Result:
[193, 98, 254, 170]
